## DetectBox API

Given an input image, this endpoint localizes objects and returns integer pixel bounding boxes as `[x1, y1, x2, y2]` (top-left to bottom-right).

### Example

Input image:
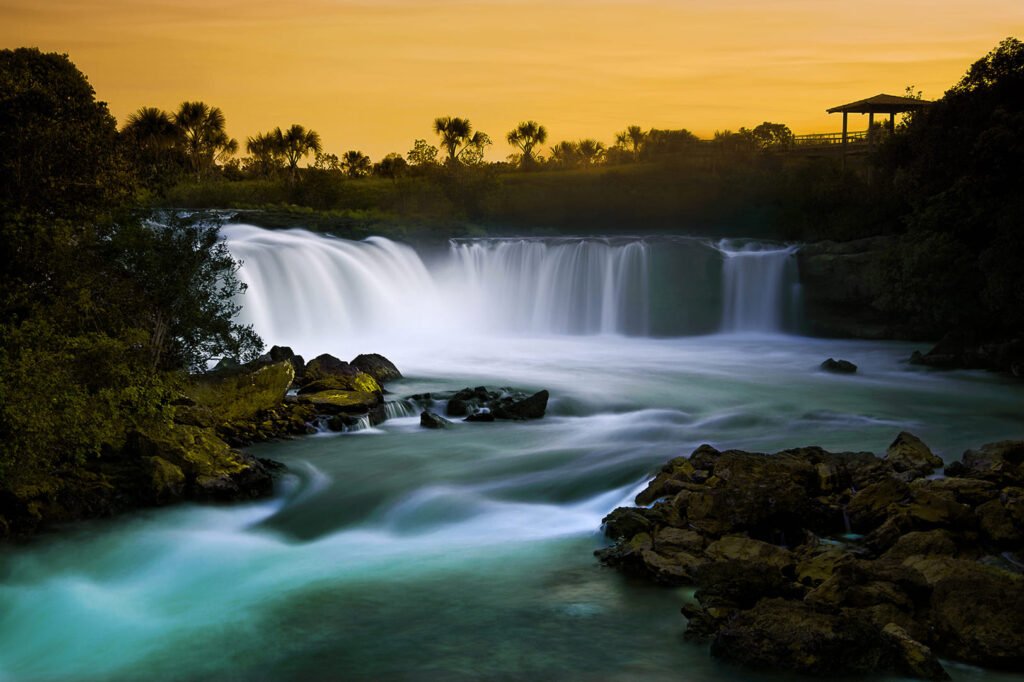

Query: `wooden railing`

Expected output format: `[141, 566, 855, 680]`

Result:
[792, 130, 869, 146]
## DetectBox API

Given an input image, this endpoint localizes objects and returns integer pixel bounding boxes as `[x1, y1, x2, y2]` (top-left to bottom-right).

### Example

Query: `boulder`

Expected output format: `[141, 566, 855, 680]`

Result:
[302, 354, 382, 395]
[465, 410, 495, 423]
[946, 440, 1024, 486]
[881, 623, 950, 681]
[709, 599, 890, 675]
[821, 358, 858, 374]
[269, 345, 305, 381]
[185, 359, 295, 423]
[492, 390, 549, 420]
[846, 478, 909, 533]
[881, 529, 958, 562]
[420, 410, 452, 429]
[351, 353, 402, 384]
[885, 432, 943, 479]
[704, 536, 795, 571]
[298, 390, 380, 415]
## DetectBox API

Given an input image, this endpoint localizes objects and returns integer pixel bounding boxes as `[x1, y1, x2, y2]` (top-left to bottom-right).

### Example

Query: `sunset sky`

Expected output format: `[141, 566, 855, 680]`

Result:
[3, 0, 1022, 160]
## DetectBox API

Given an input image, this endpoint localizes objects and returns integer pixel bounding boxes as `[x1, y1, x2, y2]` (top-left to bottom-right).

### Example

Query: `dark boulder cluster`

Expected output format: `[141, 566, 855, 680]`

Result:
[411, 386, 549, 426]
[911, 331, 1024, 377]
[820, 358, 857, 374]
[596, 433, 1024, 679]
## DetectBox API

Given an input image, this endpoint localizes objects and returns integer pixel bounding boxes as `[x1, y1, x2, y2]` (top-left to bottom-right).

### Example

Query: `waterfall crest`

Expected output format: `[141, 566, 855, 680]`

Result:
[716, 240, 801, 334]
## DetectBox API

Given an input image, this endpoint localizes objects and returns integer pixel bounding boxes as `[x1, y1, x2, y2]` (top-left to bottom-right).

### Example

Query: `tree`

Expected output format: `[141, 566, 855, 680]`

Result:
[615, 125, 646, 161]
[374, 153, 408, 181]
[433, 116, 491, 164]
[0, 48, 126, 218]
[341, 150, 372, 178]
[121, 107, 183, 191]
[506, 120, 548, 168]
[406, 138, 439, 168]
[245, 131, 285, 178]
[275, 124, 322, 181]
[643, 128, 700, 158]
[749, 122, 795, 150]
[173, 101, 238, 181]
[576, 139, 606, 165]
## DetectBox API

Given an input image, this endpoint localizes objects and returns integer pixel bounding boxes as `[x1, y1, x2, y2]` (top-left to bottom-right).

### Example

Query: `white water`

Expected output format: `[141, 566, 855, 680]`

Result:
[3, 225, 1022, 682]
[718, 239, 800, 333]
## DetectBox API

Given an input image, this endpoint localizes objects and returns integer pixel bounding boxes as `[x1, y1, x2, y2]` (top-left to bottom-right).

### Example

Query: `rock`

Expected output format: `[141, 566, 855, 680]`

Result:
[881, 529, 958, 562]
[601, 506, 665, 540]
[692, 560, 798, 611]
[465, 410, 495, 423]
[269, 345, 305, 381]
[299, 390, 380, 415]
[975, 499, 1021, 545]
[185, 359, 295, 423]
[882, 623, 950, 681]
[709, 598, 890, 675]
[127, 424, 272, 501]
[928, 560, 1024, 669]
[886, 432, 943, 479]
[947, 440, 1024, 486]
[492, 390, 549, 420]
[302, 354, 382, 395]
[144, 456, 186, 504]
[420, 410, 452, 429]
[821, 358, 858, 374]
[704, 536, 795, 571]
[846, 478, 909, 533]
[351, 353, 402, 384]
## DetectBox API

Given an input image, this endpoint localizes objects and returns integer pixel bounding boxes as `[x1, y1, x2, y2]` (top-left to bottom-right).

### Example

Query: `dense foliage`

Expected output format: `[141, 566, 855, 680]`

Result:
[0, 48, 261, 480]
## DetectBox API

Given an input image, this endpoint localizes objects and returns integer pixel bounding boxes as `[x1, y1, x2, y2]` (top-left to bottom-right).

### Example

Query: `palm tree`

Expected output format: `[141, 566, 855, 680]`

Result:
[576, 139, 606, 166]
[506, 120, 548, 168]
[173, 101, 237, 180]
[245, 131, 285, 177]
[122, 107, 181, 185]
[341, 150, 372, 178]
[615, 125, 646, 161]
[433, 116, 491, 164]
[275, 124, 322, 181]
[548, 141, 579, 167]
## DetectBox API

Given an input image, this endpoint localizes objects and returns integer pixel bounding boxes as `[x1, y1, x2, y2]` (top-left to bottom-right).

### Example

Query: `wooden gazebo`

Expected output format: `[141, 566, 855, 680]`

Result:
[827, 93, 932, 147]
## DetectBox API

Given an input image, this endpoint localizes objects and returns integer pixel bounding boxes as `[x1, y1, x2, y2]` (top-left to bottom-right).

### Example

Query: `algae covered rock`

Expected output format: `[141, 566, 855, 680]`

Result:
[886, 431, 944, 479]
[186, 359, 295, 423]
[298, 389, 380, 414]
[302, 354, 382, 395]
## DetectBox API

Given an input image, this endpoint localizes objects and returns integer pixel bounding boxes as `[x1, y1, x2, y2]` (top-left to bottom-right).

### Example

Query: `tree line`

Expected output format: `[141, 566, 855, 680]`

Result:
[120, 97, 798, 192]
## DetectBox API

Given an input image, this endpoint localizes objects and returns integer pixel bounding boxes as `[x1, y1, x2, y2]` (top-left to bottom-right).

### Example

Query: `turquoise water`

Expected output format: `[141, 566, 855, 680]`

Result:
[1, 334, 1023, 681]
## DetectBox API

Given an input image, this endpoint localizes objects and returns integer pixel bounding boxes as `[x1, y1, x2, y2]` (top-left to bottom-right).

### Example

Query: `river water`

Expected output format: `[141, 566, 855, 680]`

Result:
[0, 226, 1021, 682]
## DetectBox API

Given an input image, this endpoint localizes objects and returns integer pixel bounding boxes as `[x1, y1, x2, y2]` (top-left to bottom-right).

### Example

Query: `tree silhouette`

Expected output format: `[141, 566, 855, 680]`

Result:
[341, 150, 372, 177]
[173, 101, 237, 181]
[122, 107, 182, 189]
[433, 116, 491, 164]
[374, 153, 408, 181]
[748, 122, 794, 149]
[615, 125, 646, 161]
[245, 131, 285, 177]
[406, 139, 439, 167]
[506, 120, 548, 168]
[576, 139, 606, 165]
[275, 124, 322, 181]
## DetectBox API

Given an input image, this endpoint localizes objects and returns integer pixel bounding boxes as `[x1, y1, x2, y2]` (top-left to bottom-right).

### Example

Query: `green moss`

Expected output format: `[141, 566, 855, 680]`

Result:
[300, 390, 379, 414]
[186, 360, 295, 423]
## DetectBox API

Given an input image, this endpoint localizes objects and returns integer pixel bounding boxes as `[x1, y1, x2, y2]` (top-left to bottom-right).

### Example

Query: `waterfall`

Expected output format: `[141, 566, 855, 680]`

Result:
[716, 240, 801, 334]
[222, 225, 801, 351]
[446, 238, 650, 335]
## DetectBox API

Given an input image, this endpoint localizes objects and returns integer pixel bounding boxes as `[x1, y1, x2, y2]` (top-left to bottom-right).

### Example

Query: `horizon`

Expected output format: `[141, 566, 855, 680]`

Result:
[3, 0, 1023, 160]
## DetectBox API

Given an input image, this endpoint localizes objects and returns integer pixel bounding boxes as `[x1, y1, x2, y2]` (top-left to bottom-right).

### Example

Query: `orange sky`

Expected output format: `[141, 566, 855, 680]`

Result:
[2, 0, 1022, 160]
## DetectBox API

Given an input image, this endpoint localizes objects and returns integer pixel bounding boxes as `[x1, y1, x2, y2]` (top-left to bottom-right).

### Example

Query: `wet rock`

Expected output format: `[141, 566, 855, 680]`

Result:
[704, 536, 795, 571]
[709, 599, 890, 675]
[465, 409, 495, 423]
[847, 478, 909, 533]
[492, 390, 549, 420]
[947, 440, 1024, 486]
[882, 623, 950, 681]
[886, 431, 944, 479]
[420, 410, 452, 429]
[602, 506, 665, 540]
[302, 354, 382, 395]
[351, 353, 402, 384]
[821, 358, 858, 374]
[298, 390, 381, 414]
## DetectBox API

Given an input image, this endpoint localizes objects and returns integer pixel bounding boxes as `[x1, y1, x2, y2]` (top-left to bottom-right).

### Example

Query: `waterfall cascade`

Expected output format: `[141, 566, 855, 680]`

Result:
[716, 240, 802, 334]
[222, 225, 801, 351]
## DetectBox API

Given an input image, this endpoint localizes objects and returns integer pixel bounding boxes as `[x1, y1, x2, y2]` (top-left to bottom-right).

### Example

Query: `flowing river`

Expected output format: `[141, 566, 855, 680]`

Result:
[1, 225, 1021, 681]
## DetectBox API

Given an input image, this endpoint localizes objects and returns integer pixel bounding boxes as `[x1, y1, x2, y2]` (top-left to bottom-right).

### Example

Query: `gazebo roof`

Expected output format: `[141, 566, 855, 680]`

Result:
[827, 93, 933, 114]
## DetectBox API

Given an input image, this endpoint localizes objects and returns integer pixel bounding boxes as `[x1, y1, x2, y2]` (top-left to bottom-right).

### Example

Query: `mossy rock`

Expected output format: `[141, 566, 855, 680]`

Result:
[299, 390, 380, 414]
[302, 354, 382, 394]
[186, 360, 295, 423]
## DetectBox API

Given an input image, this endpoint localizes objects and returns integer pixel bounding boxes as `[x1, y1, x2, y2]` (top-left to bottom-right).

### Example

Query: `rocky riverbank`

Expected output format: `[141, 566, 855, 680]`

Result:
[596, 434, 1024, 679]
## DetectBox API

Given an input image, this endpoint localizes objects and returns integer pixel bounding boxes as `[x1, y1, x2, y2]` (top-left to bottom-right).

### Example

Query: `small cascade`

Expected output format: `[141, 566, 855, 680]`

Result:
[716, 240, 801, 333]
[382, 399, 419, 420]
[446, 238, 650, 335]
